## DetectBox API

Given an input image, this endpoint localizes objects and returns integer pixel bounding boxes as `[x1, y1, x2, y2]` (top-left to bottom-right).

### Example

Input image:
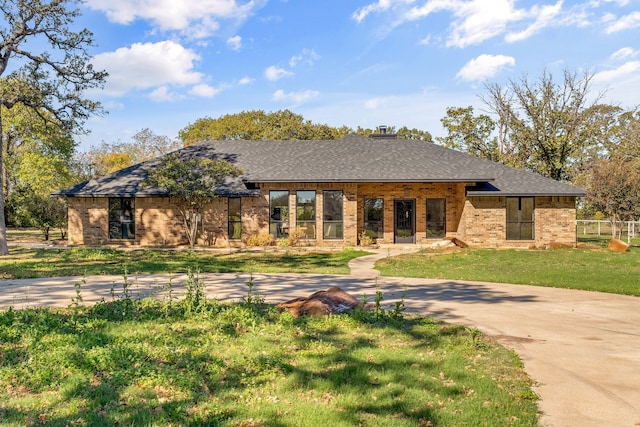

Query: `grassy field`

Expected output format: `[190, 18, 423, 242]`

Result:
[0, 246, 369, 279]
[376, 247, 640, 296]
[0, 286, 538, 427]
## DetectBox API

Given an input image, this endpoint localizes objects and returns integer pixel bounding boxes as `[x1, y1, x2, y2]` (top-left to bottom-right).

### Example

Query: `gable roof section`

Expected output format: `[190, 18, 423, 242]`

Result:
[55, 134, 584, 197]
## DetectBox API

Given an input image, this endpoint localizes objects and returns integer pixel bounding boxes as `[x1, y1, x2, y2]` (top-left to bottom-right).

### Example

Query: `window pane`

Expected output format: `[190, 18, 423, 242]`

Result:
[427, 198, 446, 238]
[109, 198, 135, 240]
[323, 190, 343, 221]
[364, 198, 384, 239]
[323, 191, 343, 240]
[121, 199, 134, 221]
[506, 198, 520, 222]
[506, 223, 520, 240]
[296, 191, 316, 220]
[270, 191, 289, 238]
[229, 198, 241, 221]
[296, 191, 316, 239]
[506, 197, 535, 240]
[521, 197, 534, 221]
[300, 223, 316, 239]
[323, 223, 343, 239]
[520, 223, 534, 240]
[228, 197, 242, 240]
[109, 198, 121, 223]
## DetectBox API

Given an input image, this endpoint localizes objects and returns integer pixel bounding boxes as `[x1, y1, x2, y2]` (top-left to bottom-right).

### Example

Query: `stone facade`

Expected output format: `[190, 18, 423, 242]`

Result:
[66, 183, 578, 248]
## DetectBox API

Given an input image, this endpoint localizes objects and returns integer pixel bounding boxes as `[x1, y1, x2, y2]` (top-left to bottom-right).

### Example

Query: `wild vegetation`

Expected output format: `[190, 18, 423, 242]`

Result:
[0, 278, 538, 426]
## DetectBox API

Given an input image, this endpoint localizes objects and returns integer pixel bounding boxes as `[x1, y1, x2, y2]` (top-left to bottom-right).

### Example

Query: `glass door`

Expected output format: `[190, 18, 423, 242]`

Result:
[394, 199, 415, 244]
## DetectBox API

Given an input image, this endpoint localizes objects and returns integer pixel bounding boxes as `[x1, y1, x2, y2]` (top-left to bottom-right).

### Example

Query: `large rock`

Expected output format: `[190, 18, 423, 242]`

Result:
[277, 287, 363, 317]
[608, 238, 630, 253]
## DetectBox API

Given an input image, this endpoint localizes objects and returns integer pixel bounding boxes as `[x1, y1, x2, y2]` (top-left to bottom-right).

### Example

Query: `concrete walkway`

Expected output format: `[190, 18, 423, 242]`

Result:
[0, 248, 638, 427]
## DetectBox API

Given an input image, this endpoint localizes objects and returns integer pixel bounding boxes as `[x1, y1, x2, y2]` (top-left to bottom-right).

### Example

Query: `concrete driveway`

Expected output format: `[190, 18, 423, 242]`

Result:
[0, 249, 638, 427]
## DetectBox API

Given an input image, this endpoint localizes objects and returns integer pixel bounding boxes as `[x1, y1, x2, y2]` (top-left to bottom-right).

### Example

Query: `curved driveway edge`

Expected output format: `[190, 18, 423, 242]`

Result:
[1, 251, 638, 427]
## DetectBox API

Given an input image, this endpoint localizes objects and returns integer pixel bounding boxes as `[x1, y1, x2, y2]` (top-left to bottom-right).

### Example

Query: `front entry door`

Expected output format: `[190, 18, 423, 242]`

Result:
[394, 199, 415, 244]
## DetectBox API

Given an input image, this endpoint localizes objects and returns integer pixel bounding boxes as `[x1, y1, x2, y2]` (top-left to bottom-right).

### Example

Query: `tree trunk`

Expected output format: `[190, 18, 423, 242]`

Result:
[0, 110, 9, 255]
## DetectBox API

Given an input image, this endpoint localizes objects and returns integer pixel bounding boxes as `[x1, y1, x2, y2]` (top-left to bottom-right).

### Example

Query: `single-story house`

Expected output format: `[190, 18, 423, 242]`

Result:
[55, 132, 585, 248]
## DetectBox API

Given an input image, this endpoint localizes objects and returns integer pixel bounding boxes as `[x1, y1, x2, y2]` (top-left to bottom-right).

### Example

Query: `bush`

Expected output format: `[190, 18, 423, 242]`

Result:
[287, 226, 306, 246]
[246, 231, 275, 247]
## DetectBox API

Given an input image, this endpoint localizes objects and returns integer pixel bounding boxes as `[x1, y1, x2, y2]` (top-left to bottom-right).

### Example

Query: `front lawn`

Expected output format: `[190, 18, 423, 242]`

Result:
[0, 291, 538, 426]
[0, 247, 369, 279]
[376, 248, 640, 296]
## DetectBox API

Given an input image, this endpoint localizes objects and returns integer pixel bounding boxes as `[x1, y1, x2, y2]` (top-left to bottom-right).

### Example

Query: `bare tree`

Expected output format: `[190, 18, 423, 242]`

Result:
[0, 0, 106, 255]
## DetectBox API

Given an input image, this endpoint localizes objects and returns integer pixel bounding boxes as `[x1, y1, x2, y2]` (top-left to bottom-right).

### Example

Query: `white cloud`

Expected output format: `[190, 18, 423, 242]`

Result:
[289, 49, 320, 67]
[189, 84, 220, 97]
[265, 65, 294, 81]
[364, 97, 388, 109]
[358, 0, 574, 47]
[456, 54, 515, 82]
[446, 0, 527, 48]
[605, 11, 640, 33]
[149, 86, 176, 102]
[352, 0, 395, 23]
[610, 47, 637, 61]
[593, 61, 640, 84]
[227, 35, 242, 51]
[272, 89, 319, 103]
[92, 41, 203, 96]
[238, 76, 255, 85]
[506, 1, 563, 42]
[86, 0, 262, 39]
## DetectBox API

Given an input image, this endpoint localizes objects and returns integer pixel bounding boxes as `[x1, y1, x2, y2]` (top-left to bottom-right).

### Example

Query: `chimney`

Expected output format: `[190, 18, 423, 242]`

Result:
[369, 125, 397, 139]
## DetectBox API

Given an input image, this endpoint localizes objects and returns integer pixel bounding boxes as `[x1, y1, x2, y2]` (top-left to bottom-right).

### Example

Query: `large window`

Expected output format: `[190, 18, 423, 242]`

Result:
[323, 190, 343, 239]
[296, 190, 316, 239]
[506, 197, 534, 240]
[364, 198, 384, 239]
[108, 197, 135, 240]
[269, 191, 289, 238]
[426, 198, 446, 238]
[228, 197, 242, 240]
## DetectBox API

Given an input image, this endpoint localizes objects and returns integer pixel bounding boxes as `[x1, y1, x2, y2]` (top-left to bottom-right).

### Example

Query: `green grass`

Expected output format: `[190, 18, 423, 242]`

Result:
[0, 294, 538, 426]
[0, 247, 369, 279]
[376, 247, 640, 296]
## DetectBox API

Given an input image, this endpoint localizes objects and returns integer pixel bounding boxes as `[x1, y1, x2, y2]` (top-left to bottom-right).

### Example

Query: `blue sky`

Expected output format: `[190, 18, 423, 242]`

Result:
[78, 0, 640, 150]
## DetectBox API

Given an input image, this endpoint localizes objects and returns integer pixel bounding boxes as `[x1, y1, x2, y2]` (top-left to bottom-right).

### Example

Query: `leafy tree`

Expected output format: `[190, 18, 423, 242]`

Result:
[437, 106, 500, 161]
[481, 69, 604, 181]
[179, 110, 352, 145]
[87, 128, 182, 175]
[1, 101, 76, 200]
[143, 154, 243, 248]
[354, 125, 433, 141]
[7, 187, 67, 240]
[0, 0, 107, 255]
[585, 160, 640, 234]
[611, 108, 640, 168]
[396, 126, 433, 142]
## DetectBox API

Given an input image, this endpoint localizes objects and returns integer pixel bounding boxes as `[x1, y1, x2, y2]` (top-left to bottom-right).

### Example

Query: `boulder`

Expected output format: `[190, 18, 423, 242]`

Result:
[608, 238, 630, 253]
[444, 237, 469, 249]
[277, 287, 363, 317]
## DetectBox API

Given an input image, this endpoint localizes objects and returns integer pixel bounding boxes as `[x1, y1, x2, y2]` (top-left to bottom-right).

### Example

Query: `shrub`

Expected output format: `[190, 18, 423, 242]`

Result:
[287, 226, 306, 246]
[359, 231, 373, 247]
[246, 231, 275, 247]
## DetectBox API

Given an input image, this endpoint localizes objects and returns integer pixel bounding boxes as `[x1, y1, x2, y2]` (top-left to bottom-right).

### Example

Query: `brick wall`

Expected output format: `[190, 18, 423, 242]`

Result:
[65, 188, 577, 248]
[459, 196, 577, 248]
[67, 197, 108, 246]
[355, 182, 467, 245]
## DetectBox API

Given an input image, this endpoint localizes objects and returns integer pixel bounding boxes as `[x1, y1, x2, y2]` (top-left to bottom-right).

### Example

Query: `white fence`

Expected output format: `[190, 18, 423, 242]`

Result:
[576, 220, 639, 243]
